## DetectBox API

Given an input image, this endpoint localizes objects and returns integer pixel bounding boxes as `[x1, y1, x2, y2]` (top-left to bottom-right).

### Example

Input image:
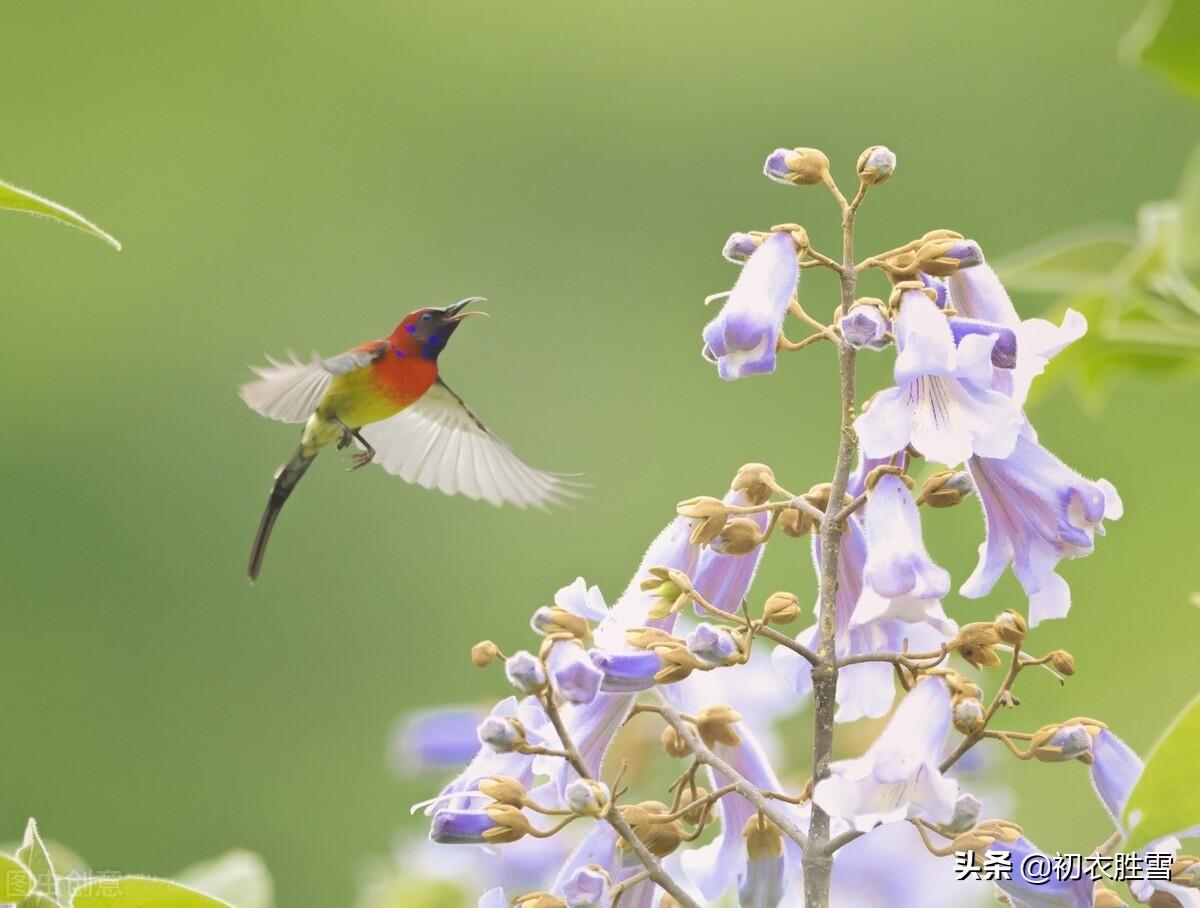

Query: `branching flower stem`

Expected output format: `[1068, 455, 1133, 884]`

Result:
[940, 643, 1025, 773]
[803, 175, 865, 908]
[539, 694, 703, 908]
[650, 690, 810, 849]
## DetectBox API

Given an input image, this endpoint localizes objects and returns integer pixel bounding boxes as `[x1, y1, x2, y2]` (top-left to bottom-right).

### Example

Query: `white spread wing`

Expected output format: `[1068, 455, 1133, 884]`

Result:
[239, 348, 380, 424]
[360, 380, 579, 509]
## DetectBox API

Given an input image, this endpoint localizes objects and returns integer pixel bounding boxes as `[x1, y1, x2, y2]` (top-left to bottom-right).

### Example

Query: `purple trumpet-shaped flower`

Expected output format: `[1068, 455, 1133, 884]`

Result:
[723, 231, 762, 263]
[852, 473, 952, 628]
[945, 239, 1087, 407]
[854, 287, 1023, 466]
[702, 231, 799, 380]
[961, 433, 1122, 625]
[813, 678, 959, 832]
[773, 517, 955, 722]
[561, 865, 611, 907]
[589, 649, 664, 693]
[391, 706, 488, 775]
[987, 836, 1096, 908]
[546, 641, 604, 705]
[550, 824, 656, 908]
[554, 576, 610, 623]
[829, 820, 990, 907]
[686, 622, 741, 668]
[840, 304, 890, 351]
[429, 809, 500, 845]
[948, 317, 1018, 369]
[422, 697, 550, 815]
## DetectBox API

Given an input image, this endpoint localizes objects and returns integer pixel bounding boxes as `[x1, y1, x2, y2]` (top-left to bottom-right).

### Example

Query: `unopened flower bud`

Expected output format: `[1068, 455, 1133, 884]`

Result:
[625, 626, 679, 650]
[483, 803, 535, 843]
[763, 147, 830, 186]
[562, 865, 611, 907]
[722, 231, 763, 263]
[1030, 723, 1094, 763]
[676, 786, 710, 825]
[763, 591, 802, 625]
[677, 496, 729, 546]
[1171, 856, 1200, 887]
[471, 640, 502, 667]
[993, 609, 1027, 646]
[1092, 886, 1127, 908]
[477, 716, 526, 753]
[732, 463, 776, 506]
[916, 470, 975, 508]
[711, 518, 764, 556]
[530, 606, 590, 639]
[946, 794, 984, 834]
[857, 145, 896, 185]
[1048, 650, 1076, 676]
[778, 507, 813, 538]
[686, 623, 742, 668]
[953, 697, 987, 735]
[546, 640, 604, 704]
[839, 301, 889, 350]
[956, 622, 1004, 648]
[770, 222, 810, 254]
[618, 802, 685, 858]
[654, 642, 703, 685]
[565, 778, 611, 817]
[504, 651, 548, 695]
[950, 819, 1023, 854]
[660, 723, 692, 758]
[430, 808, 504, 845]
[914, 239, 963, 277]
[514, 894, 567, 908]
[742, 815, 785, 861]
[480, 775, 528, 806]
[696, 704, 743, 748]
[958, 643, 1002, 670]
[944, 238, 985, 269]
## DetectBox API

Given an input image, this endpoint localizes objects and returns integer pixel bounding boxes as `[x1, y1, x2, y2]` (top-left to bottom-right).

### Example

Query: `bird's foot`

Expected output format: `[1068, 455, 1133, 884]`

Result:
[348, 450, 375, 471]
[337, 430, 352, 451]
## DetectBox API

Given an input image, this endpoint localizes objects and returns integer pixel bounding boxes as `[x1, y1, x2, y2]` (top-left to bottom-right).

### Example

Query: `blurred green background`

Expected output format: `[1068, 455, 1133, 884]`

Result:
[2, 1, 1198, 904]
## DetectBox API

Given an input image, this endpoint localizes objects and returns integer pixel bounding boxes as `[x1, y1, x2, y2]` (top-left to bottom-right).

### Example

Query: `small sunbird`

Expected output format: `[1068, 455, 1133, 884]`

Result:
[240, 297, 574, 580]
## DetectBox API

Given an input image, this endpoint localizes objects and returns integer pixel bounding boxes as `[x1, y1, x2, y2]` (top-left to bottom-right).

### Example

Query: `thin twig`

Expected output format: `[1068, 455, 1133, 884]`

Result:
[651, 690, 809, 849]
[540, 695, 702, 908]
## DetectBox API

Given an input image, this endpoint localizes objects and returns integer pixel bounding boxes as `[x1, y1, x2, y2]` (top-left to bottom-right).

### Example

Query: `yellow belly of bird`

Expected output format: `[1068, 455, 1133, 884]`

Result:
[301, 369, 408, 452]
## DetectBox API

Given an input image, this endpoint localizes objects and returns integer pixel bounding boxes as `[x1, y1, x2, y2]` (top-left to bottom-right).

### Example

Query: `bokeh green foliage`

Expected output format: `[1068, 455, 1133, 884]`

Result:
[0, 820, 269, 908]
[2, 2, 1200, 906]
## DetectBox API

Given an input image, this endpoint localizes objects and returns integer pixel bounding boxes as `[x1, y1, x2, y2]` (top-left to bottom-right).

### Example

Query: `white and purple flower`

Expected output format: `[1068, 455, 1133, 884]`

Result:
[702, 231, 799, 380]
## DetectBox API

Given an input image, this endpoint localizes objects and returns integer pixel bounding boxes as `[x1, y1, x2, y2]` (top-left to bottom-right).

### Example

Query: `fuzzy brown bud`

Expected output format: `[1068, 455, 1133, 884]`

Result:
[915, 239, 963, 277]
[677, 496, 730, 546]
[480, 775, 528, 807]
[661, 724, 692, 759]
[619, 803, 685, 858]
[531, 606, 590, 639]
[696, 704, 743, 748]
[763, 591, 802, 625]
[1171, 856, 1200, 887]
[769, 147, 830, 186]
[712, 518, 764, 556]
[958, 642, 1002, 670]
[471, 640, 502, 667]
[993, 609, 1027, 646]
[857, 145, 896, 185]
[1048, 650, 1076, 676]
[1092, 886, 1128, 908]
[778, 507, 813, 538]
[625, 626, 680, 650]
[743, 815, 785, 861]
[952, 696, 987, 735]
[950, 819, 1023, 854]
[676, 786, 711, 825]
[482, 804, 534, 844]
[732, 463, 776, 506]
[916, 470, 975, 508]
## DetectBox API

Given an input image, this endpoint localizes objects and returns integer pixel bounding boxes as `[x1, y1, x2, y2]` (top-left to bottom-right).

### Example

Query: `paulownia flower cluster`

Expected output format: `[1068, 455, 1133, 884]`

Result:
[401, 144, 1198, 908]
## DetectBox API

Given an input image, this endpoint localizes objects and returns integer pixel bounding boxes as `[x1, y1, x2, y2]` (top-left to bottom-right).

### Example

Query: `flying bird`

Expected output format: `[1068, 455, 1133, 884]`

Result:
[240, 297, 574, 580]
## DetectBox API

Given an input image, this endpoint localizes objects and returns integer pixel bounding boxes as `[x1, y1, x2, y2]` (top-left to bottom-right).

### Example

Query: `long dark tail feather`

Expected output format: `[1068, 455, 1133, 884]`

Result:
[248, 446, 317, 581]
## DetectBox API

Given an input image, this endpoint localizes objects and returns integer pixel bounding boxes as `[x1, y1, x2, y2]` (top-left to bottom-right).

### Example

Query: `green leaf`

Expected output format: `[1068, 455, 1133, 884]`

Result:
[996, 227, 1135, 292]
[1123, 692, 1200, 850]
[17, 820, 56, 896]
[1178, 142, 1200, 272]
[71, 877, 232, 908]
[175, 853, 272, 908]
[1123, 0, 1200, 98]
[0, 178, 121, 250]
[0, 853, 36, 902]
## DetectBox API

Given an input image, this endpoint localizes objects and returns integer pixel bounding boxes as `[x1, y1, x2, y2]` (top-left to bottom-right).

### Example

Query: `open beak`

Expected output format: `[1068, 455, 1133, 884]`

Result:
[444, 296, 490, 322]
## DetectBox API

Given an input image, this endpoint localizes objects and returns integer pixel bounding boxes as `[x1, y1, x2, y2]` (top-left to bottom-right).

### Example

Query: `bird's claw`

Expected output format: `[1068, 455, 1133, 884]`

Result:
[348, 450, 374, 471]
